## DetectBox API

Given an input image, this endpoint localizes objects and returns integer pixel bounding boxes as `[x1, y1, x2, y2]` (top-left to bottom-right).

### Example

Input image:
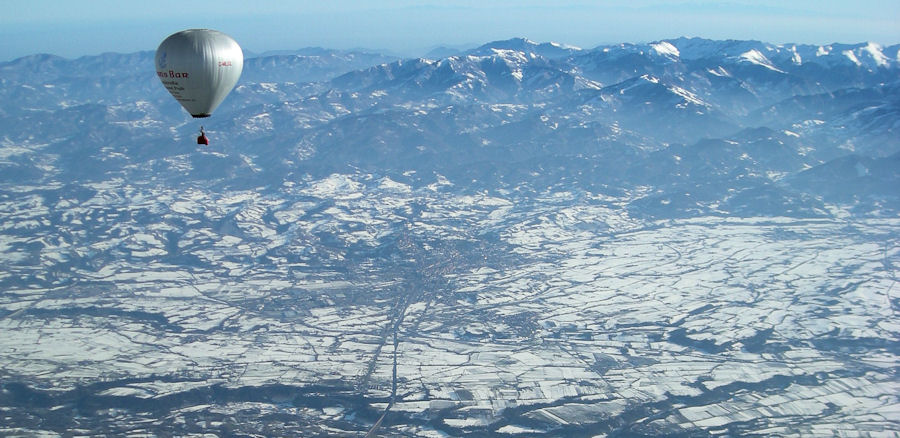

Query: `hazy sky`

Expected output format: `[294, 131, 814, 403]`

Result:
[2, 0, 898, 60]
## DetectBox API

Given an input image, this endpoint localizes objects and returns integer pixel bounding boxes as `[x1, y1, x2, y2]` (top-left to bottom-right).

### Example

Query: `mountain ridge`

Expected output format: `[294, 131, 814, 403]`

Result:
[1, 37, 897, 217]
[1, 37, 899, 436]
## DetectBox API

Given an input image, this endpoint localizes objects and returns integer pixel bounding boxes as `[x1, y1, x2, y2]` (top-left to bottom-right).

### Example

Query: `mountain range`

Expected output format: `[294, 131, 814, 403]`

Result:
[1, 37, 899, 436]
[1, 36, 897, 217]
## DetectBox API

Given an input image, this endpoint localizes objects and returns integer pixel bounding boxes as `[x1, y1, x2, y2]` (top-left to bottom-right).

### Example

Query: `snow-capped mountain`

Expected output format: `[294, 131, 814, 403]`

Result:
[241, 48, 399, 84]
[467, 37, 583, 59]
[0, 37, 898, 436]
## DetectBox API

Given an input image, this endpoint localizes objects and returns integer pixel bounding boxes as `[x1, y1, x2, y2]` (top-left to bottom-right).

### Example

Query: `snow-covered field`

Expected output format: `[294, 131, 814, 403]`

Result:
[1, 35, 898, 435]
[1, 171, 897, 436]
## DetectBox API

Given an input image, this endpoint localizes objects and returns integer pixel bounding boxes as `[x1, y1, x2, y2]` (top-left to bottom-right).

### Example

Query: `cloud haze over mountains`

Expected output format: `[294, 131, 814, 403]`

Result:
[0, 37, 898, 436]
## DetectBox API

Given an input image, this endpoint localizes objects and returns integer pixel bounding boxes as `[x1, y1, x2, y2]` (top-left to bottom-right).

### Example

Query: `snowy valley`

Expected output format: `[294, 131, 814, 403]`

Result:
[0, 37, 898, 436]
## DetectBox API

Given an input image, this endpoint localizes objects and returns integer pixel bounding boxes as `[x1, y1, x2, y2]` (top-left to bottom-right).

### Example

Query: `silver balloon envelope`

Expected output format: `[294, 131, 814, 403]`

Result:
[155, 29, 243, 118]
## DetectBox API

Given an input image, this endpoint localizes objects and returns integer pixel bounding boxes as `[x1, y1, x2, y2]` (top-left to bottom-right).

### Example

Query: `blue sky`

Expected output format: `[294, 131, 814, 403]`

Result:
[2, 0, 898, 60]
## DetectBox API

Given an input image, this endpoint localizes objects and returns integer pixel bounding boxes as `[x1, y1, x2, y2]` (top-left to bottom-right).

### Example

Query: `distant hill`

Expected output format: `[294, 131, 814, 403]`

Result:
[1, 37, 898, 216]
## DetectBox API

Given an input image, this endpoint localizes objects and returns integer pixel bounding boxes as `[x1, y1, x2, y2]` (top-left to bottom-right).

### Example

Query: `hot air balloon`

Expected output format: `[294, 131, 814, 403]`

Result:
[155, 29, 243, 119]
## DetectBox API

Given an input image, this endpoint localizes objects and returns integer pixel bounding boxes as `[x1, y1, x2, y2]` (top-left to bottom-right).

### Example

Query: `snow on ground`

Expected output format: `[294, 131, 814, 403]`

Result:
[0, 173, 897, 435]
[738, 49, 786, 73]
[651, 41, 680, 58]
